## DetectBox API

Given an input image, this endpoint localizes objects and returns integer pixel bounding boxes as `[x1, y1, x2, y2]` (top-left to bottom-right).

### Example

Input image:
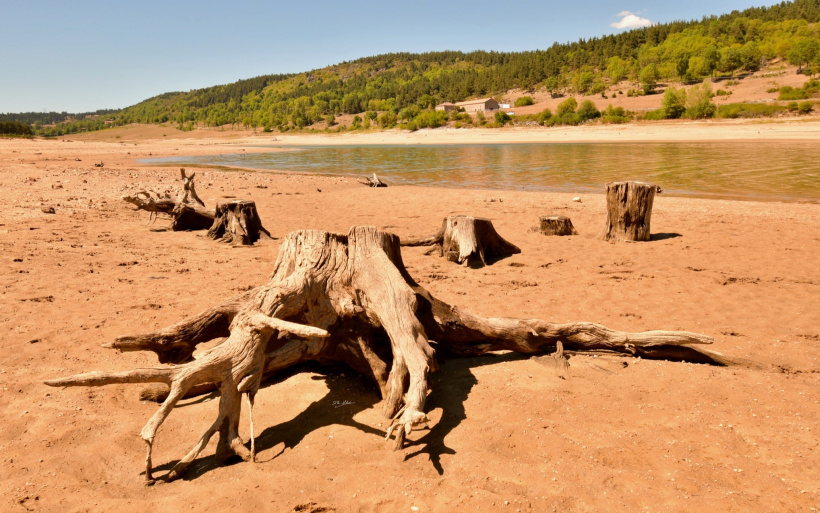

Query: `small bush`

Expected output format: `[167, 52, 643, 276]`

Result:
[766, 87, 779, 93]
[494, 111, 511, 125]
[779, 86, 809, 100]
[787, 101, 799, 111]
[576, 100, 600, 121]
[715, 89, 731, 96]
[536, 108, 553, 126]
[716, 103, 785, 118]
[798, 101, 814, 114]
[556, 98, 577, 116]
[514, 96, 534, 107]
[640, 109, 666, 121]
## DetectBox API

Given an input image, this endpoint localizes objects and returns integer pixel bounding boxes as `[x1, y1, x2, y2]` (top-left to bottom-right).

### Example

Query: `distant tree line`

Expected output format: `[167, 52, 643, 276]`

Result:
[5, 0, 819, 135]
[0, 120, 33, 136]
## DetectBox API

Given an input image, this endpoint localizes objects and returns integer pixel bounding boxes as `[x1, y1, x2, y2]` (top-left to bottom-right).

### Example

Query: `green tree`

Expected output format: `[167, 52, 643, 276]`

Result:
[788, 38, 820, 73]
[662, 86, 687, 118]
[544, 76, 559, 97]
[639, 64, 659, 94]
[606, 56, 629, 83]
[719, 46, 743, 76]
[685, 80, 716, 119]
[576, 100, 600, 121]
[556, 97, 577, 116]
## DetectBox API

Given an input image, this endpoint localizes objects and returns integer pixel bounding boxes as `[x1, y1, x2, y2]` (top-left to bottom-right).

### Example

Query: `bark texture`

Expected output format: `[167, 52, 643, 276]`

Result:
[46, 226, 756, 482]
[536, 216, 578, 236]
[598, 181, 659, 242]
[207, 200, 271, 245]
[402, 216, 521, 267]
[121, 169, 214, 230]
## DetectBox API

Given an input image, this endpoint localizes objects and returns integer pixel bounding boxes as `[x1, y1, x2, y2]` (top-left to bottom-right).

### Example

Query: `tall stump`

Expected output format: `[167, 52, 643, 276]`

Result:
[536, 215, 578, 236]
[598, 181, 658, 242]
[208, 200, 271, 245]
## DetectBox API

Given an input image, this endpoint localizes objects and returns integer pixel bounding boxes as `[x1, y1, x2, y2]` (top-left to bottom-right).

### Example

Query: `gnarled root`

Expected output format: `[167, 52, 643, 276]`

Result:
[46, 310, 328, 482]
[46, 226, 757, 481]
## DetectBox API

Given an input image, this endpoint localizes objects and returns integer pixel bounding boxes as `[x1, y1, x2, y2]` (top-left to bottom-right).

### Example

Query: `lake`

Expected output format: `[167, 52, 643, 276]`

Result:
[144, 142, 820, 202]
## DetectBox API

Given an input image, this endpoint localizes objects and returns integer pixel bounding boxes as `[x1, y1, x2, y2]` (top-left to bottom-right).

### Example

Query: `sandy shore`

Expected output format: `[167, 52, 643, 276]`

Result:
[1, 125, 818, 512]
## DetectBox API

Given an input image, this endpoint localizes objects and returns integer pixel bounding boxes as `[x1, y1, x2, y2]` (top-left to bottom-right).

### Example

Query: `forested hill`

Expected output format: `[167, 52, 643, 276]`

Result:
[7, 0, 820, 135]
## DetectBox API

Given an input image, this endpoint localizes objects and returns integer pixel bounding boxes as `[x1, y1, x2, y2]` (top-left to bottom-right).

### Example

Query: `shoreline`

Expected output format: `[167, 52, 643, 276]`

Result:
[1, 130, 819, 511]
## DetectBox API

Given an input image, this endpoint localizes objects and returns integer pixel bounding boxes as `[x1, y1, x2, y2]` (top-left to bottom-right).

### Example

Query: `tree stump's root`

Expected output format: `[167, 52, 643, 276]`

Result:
[403, 216, 520, 267]
[358, 173, 387, 187]
[207, 200, 271, 245]
[46, 226, 759, 480]
[122, 169, 214, 231]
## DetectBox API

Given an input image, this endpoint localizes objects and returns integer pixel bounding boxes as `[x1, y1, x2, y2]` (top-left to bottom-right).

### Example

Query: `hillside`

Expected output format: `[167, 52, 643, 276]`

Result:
[4, 0, 820, 135]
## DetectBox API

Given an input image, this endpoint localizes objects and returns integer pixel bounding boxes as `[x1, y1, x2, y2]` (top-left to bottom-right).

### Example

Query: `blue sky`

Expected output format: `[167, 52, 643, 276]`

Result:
[0, 0, 774, 113]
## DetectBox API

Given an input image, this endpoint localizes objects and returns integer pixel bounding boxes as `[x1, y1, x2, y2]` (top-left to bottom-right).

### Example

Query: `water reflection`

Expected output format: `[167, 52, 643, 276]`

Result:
[145, 142, 820, 202]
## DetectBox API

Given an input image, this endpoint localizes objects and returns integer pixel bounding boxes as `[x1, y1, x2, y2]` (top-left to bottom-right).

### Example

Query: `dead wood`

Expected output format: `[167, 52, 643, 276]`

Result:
[207, 199, 271, 245]
[403, 215, 520, 266]
[598, 181, 659, 242]
[46, 226, 758, 481]
[122, 170, 214, 230]
[358, 173, 387, 187]
[535, 215, 578, 236]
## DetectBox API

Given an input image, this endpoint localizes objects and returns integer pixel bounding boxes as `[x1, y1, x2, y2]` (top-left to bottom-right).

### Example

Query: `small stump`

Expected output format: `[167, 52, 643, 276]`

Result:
[208, 200, 271, 245]
[403, 215, 520, 267]
[536, 216, 577, 236]
[598, 181, 659, 242]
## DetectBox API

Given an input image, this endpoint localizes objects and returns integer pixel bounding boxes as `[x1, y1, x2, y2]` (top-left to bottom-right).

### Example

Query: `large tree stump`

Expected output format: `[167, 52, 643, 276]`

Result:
[122, 169, 214, 230]
[45, 226, 759, 482]
[207, 200, 271, 245]
[403, 215, 521, 267]
[535, 215, 578, 236]
[598, 181, 659, 242]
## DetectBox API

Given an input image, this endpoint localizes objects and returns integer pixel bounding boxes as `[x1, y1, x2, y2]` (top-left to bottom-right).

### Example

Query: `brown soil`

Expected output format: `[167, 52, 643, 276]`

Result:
[1, 130, 818, 512]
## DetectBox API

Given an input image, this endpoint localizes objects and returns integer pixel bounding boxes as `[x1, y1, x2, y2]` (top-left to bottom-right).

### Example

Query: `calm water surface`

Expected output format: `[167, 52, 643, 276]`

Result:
[145, 142, 820, 202]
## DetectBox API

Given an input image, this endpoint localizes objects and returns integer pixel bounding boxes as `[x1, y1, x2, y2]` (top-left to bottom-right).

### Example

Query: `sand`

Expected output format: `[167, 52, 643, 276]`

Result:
[1, 122, 819, 512]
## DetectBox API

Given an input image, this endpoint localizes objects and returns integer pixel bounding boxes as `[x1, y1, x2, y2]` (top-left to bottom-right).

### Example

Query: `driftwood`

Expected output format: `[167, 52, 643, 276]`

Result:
[207, 199, 271, 245]
[598, 181, 660, 242]
[535, 215, 578, 236]
[358, 173, 387, 187]
[403, 215, 520, 267]
[122, 169, 214, 230]
[45, 226, 755, 482]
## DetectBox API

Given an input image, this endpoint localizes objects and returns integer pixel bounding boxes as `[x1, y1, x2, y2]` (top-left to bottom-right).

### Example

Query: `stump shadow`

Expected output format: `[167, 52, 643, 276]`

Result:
[151, 354, 529, 481]
[650, 232, 682, 241]
[403, 352, 528, 475]
[153, 365, 383, 481]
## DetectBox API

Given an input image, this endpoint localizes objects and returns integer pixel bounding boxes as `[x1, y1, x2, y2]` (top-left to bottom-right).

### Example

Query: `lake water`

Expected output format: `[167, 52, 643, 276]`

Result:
[145, 142, 820, 202]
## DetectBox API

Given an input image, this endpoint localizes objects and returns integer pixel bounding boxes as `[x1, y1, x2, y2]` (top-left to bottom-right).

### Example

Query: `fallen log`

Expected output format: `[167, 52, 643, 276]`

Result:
[358, 173, 387, 187]
[122, 169, 214, 230]
[403, 215, 520, 267]
[46, 226, 756, 482]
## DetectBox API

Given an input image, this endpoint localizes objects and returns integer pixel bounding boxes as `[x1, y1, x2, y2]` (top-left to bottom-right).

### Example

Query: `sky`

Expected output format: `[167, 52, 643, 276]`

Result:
[0, 0, 776, 113]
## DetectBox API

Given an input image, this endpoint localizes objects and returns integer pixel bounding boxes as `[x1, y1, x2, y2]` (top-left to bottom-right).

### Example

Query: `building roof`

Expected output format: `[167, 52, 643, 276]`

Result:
[454, 97, 496, 106]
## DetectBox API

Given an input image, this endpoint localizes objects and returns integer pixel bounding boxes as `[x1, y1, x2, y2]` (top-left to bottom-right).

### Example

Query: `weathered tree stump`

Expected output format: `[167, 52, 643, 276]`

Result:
[358, 173, 387, 187]
[45, 225, 758, 482]
[598, 181, 659, 242]
[402, 215, 521, 267]
[536, 215, 578, 236]
[122, 169, 214, 230]
[207, 200, 271, 245]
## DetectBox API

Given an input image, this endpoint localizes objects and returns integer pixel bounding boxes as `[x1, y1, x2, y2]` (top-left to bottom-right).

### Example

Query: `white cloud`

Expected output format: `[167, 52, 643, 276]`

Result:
[611, 11, 653, 30]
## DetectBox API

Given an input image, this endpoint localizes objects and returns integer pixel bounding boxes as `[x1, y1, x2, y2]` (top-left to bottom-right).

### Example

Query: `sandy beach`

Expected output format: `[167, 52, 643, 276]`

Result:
[1, 122, 819, 512]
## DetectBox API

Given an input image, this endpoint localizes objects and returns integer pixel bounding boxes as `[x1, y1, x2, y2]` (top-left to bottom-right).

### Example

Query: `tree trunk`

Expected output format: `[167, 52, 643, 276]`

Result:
[122, 169, 214, 230]
[403, 215, 521, 267]
[536, 215, 578, 236]
[207, 200, 271, 245]
[46, 226, 760, 482]
[598, 181, 659, 242]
